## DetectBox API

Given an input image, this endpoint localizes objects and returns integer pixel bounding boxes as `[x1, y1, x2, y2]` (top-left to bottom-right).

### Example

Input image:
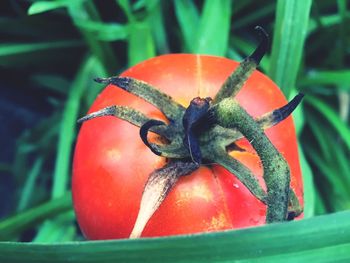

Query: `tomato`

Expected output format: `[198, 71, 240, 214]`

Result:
[72, 54, 303, 240]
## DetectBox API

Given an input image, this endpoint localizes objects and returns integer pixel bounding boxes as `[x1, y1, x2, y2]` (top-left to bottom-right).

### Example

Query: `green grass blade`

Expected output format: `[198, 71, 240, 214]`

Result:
[68, 2, 117, 74]
[1, 211, 350, 262]
[299, 147, 315, 218]
[128, 22, 156, 66]
[269, 0, 312, 96]
[51, 56, 96, 198]
[234, 3, 275, 29]
[175, 0, 232, 55]
[27, 1, 69, 15]
[306, 96, 350, 151]
[17, 158, 44, 212]
[174, 0, 200, 52]
[148, 4, 169, 53]
[73, 20, 128, 41]
[300, 70, 350, 89]
[195, 0, 232, 56]
[0, 195, 71, 241]
[32, 212, 76, 243]
[0, 40, 82, 57]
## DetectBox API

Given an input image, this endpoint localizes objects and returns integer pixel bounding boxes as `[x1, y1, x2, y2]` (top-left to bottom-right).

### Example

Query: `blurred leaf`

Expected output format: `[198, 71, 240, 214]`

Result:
[196, 0, 232, 55]
[147, 4, 169, 54]
[306, 96, 350, 151]
[300, 70, 350, 89]
[0, 195, 72, 241]
[67, 2, 118, 73]
[234, 3, 275, 29]
[128, 22, 156, 66]
[73, 20, 128, 41]
[174, 0, 200, 52]
[17, 158, 44, 212]
[0, 40, 82, 59]
[117, 0, 134, 21]
[175, 0, 232, 56]
[27, 1, 69, 15]
[1, 211, 350, 262]
[52, 55, 101, 198]
[299, 147, 315, 218]
[31, 74, 71, 95]
[33, 211, 76, 243]
[308, 14, 343, 33]
[269, 0, 312, 97]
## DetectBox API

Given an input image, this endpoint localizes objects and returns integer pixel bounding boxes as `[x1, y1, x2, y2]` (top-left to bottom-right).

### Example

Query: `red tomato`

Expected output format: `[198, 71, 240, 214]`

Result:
[72, 54, 303, 240]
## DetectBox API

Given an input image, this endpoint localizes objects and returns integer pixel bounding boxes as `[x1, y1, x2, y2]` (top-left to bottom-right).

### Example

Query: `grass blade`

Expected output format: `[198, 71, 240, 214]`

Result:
[300, 70, 350, 89]
[1, 211, 350, 262]
[27, 1, 69, 15]
[306, 96, 350, 151]
[51, 56, 96, 198]
[0, 195, 71, 241]
[128, 22, 156, 66]
[17, 158, 44, 212]
[174, 0, 200, 52]
[298, 147, 315, 218]
[195, 0, 232, 55]
[269, 0, 312, 96]
[0, 40, 82, 57]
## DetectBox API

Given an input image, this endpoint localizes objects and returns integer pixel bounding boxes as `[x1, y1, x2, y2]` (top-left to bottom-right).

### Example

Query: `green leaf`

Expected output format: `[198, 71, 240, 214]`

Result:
[0, 40, 82, 57]
[148, 4, 169, 53]
[175, 0, 232, 56]
[73, 20, 129, 41]
[174, 0, 200, 52]
[17, 158, 44, 212]
[195, 0, 232, 56]
[0, 195, 72, 241]
[269, 0, 312, 97]
[1, 211, 350, 262]
[51, 56, 96, 198]
[306, 96, 350, 151]
[300, 70, 350, 90]
[128, 22, 156, 66]
[28, 1, 69, 15]
[298, 147, 315, 218]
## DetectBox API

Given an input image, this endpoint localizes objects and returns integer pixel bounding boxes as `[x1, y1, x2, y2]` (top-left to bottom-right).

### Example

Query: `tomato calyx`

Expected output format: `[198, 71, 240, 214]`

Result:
[77, 26, 304, 238]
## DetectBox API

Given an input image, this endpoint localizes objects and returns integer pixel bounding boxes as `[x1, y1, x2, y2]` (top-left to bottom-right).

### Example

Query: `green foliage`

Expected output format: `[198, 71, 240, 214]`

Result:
[1, 0, 350, 261]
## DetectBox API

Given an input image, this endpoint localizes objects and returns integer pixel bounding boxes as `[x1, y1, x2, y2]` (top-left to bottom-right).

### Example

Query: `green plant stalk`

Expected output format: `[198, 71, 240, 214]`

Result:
[1, 210, 350, 262]
[68, 2, 117, 74]
[0, 195, 72, 241]
[269, 0, 312, 97]
[214, 98, 290, 222]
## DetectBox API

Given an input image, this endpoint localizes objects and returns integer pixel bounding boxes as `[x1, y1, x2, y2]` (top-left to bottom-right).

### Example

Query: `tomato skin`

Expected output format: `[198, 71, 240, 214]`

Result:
[72, 54, 303, 239]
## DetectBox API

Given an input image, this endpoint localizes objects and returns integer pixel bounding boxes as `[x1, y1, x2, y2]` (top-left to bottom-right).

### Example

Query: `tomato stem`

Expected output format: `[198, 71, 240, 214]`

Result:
[214, 98, 292, 222]
[209, 148, 267, 203]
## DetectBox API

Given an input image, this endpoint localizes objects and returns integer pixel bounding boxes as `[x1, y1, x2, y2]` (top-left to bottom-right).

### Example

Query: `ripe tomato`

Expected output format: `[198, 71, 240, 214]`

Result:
[72, 54, 303, 240]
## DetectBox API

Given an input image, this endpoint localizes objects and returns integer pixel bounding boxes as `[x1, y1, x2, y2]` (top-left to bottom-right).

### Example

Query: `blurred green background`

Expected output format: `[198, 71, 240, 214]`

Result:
[0, 0, 350, 261]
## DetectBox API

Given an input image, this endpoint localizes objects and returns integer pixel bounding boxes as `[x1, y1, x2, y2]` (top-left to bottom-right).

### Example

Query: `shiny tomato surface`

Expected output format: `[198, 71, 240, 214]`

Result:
[72, 54, 303, 239]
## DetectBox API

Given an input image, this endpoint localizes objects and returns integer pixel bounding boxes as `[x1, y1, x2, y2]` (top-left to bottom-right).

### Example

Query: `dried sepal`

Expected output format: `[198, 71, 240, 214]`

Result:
[130, 161, 199, 238]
